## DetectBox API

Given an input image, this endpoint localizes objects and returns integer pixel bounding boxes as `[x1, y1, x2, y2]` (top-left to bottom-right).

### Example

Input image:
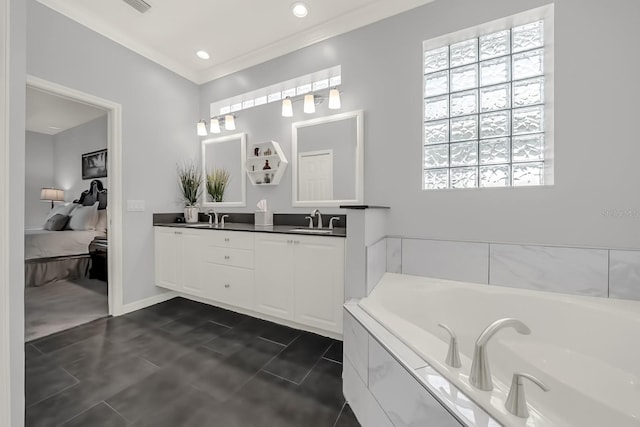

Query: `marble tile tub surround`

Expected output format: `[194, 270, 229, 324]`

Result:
[153, 212, 347, 228]
[365, 236, 640, 300]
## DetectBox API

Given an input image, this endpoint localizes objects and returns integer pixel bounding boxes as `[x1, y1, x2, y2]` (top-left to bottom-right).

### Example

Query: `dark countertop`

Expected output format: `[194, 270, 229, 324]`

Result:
[153, 222, 347, 238]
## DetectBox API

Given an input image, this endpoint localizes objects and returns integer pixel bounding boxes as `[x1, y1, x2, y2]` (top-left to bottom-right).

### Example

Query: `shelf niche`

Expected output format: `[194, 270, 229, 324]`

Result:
[245, 141, 288, 186]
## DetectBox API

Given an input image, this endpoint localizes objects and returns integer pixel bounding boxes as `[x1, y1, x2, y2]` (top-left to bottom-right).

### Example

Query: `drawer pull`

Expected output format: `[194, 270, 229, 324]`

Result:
[224, 255, 230, 260]
[224, 284, 230, 288]
[175, 231, 182, 235]
[224, 238, 230, 242]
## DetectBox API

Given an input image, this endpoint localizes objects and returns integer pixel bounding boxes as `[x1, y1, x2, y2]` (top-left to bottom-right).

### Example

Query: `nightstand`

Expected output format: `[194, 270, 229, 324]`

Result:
[89, 236, 108, 281]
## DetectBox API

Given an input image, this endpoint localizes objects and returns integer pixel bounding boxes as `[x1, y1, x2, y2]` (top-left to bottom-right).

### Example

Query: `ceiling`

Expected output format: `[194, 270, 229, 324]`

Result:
[36, 0, 434, 84]
[26, 87, 107, 135]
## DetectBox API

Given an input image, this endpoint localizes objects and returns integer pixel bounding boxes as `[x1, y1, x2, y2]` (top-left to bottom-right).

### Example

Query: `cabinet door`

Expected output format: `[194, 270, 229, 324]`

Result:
[254, 233, 295, 320]
[293, 236, 345, 333]
[181, 230, 204, 295]
[154, 228, 182, 291]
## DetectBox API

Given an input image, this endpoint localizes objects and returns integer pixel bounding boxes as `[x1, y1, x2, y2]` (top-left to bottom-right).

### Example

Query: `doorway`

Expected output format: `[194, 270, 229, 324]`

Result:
[24, 76, 123, 340]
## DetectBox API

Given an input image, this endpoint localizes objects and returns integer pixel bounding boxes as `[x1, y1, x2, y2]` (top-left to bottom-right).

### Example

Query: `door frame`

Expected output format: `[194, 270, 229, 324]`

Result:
[0, 0, 12, 423]
[25, 75, 124, 316]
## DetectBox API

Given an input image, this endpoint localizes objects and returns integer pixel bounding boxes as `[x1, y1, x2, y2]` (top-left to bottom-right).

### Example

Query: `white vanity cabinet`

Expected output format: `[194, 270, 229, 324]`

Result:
[154, 226, 345, 336]
[201, 230, 255, 310]
[254, 233, 345, 334]
[154, 227, 204, 294]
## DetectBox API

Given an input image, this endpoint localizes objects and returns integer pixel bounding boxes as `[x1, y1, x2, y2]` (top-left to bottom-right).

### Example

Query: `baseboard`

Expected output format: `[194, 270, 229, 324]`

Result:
[112, 290, 177, 316]
[176, 292, 343, 341]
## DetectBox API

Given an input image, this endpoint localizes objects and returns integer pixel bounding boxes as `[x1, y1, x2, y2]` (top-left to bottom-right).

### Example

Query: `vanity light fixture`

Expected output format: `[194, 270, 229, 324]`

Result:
[282, 97, 294, 117]
[224, 114, 236, 131]
[328, 88, 341, 109]
[291, 2, 308, 18]
[197, 120, 208, 136]
[303, 94, 316, 114]
[210, 117, 221, 134]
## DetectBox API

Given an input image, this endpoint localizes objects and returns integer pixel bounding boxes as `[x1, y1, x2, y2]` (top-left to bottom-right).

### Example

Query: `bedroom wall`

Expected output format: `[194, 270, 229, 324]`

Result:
[199, 0, 640, 251]
[53, 115, 109, 203]
[27, 0, 200, 304]
[24, 131, 54, 228]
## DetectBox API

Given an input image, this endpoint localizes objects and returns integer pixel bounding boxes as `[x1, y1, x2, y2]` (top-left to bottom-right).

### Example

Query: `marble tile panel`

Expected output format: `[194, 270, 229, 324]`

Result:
[343, 359, 393, 427]
[609, 250, 640, 300]
[366, 238, 387, 295]
[368, 337, 461, 427]
[402, 239, 489, 284]
[386, 238, 402, 274]
[490, 244, 609, 296]
[343, 312, 369, 385]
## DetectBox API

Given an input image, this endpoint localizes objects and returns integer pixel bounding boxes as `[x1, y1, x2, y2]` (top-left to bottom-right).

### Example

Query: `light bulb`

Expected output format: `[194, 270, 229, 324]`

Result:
[328, 88, 341, 109]
[303, 94, 315, 114]
[291, 2, 308, 18]
[224, 115, 236, 130]
[197, 120, 207, 136]
[282, 97, 293, 117]
[210, 117, 221, 134]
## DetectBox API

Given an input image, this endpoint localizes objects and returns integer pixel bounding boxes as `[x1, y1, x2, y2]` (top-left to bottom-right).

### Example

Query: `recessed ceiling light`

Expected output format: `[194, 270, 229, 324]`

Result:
[196, 50, 210, 60]
[47, 126, 61, 130]
[291, 2, 308, 18]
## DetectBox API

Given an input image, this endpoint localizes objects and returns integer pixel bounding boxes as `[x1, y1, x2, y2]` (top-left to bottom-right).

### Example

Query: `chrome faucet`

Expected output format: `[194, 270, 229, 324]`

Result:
[505, 372, 549, 418]
[220, 214, 229, 227]
[305, 216, 314, 228]
[469, 318, 531, 391]
[311, 209, 322, 229]
[207, 209, 218, 226]
[329, 217, 341, 230]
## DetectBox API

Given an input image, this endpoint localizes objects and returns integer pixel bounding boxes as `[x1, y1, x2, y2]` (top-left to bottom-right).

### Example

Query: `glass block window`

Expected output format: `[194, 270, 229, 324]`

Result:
[423, 20, 548, 190]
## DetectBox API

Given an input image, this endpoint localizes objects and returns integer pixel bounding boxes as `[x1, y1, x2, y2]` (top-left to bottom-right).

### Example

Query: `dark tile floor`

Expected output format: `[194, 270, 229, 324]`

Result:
[25, 297, 360, 427]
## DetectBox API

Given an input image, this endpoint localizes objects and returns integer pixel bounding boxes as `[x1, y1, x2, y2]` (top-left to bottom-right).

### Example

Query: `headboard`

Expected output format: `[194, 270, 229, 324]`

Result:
[74, 179, 107, 210]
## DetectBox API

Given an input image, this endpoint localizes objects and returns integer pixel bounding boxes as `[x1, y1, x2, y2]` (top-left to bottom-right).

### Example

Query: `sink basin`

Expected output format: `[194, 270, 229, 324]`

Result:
[184, 223, 218, 228]
[289, 228, 333, 234]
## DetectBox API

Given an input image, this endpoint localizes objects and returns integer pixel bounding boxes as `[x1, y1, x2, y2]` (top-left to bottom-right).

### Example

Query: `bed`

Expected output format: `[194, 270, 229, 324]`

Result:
[25, 181, 107, 287]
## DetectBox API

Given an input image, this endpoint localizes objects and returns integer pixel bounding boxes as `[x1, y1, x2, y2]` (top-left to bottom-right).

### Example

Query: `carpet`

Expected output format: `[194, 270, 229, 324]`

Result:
[25, 278, 108, 342]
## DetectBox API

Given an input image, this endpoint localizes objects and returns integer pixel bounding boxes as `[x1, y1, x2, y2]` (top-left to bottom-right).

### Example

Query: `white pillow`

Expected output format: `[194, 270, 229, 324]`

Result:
[95, 210, 108, 234]
[68, 202, 99, 231]
[45, 202, 78, 222]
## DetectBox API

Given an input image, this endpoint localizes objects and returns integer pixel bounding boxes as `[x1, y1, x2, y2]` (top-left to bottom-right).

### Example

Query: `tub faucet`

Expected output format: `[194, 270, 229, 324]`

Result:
[207, 209, 218, 226]
[311, 209, 322, 229]
[469, 318, 531, 391]
[437, 324, 461, 368]
[505, 372, 550, 418]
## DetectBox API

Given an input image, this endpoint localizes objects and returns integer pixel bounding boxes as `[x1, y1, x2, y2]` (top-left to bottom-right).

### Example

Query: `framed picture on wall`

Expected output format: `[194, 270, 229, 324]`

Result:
[82, 149, 108, 179]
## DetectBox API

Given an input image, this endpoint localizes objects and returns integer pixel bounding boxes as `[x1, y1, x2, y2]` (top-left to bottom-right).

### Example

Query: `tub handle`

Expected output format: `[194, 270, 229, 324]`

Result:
[437, 323, 462, 368]
[505, 372, 550, 418]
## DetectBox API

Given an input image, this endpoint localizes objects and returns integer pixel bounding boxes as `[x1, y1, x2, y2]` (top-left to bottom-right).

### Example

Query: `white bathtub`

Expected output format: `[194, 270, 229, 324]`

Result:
[358, 273, 640, 427]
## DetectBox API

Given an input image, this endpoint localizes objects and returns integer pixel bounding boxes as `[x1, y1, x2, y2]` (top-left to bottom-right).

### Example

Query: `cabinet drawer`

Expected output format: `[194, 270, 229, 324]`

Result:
[204, 246, 254, 269]
[203, 231, 253, 250]
[202, 264, 254, 310]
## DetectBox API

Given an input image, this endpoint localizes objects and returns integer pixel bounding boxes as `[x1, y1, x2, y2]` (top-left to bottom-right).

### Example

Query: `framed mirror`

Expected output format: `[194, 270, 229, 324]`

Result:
[201, 133, 247, 208]
[292, 110, 363, 207]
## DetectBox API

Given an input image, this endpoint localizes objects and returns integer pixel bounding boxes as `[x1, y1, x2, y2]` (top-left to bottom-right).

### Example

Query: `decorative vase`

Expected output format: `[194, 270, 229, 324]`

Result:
[184, 206, 199, 223]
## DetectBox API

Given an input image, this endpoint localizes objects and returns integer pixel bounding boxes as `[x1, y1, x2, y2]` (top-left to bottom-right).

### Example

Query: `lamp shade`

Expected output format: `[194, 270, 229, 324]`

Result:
[40, 188, 64, 202]
[328, 88, 341, 109]
[303, 94, 315, 114]
[197, 120, 208, 136]
[282, 97, 293, 117]
[210, 117, 221, 134]
[224, 115, 236, 131]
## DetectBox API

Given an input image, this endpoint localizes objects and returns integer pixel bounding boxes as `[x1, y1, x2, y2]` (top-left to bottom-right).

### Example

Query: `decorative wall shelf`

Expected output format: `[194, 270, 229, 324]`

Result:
[245, 141, 288, 186]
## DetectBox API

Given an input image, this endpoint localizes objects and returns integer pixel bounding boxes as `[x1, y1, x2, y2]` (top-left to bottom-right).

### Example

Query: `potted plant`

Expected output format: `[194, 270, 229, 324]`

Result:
[177, 161, 202, 223]
[206, 168, 230, 203]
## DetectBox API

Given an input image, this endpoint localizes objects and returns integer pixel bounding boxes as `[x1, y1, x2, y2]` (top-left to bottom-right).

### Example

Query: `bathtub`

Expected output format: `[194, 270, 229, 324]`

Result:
[356, 273, 640, 427]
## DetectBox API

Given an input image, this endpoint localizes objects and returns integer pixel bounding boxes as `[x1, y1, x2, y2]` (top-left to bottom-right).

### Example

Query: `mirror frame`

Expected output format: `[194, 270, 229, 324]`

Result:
[291, 110, 364, 208]
[201, 132, 247, 208]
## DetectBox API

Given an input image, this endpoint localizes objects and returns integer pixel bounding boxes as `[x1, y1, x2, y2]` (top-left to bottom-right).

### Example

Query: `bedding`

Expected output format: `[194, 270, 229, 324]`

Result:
[25, 229, 105, 261]
[68, 202, 99, 231]
[43, 214, 70, 231]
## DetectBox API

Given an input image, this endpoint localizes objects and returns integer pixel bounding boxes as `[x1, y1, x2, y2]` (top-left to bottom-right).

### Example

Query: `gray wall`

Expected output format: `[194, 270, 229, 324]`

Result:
[200, 0, 640, 250]
[9, 0, 26, 424]
[24, 131, 54, 228]
[54, 115, 109, 203]
[27, 0, 200, 303]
